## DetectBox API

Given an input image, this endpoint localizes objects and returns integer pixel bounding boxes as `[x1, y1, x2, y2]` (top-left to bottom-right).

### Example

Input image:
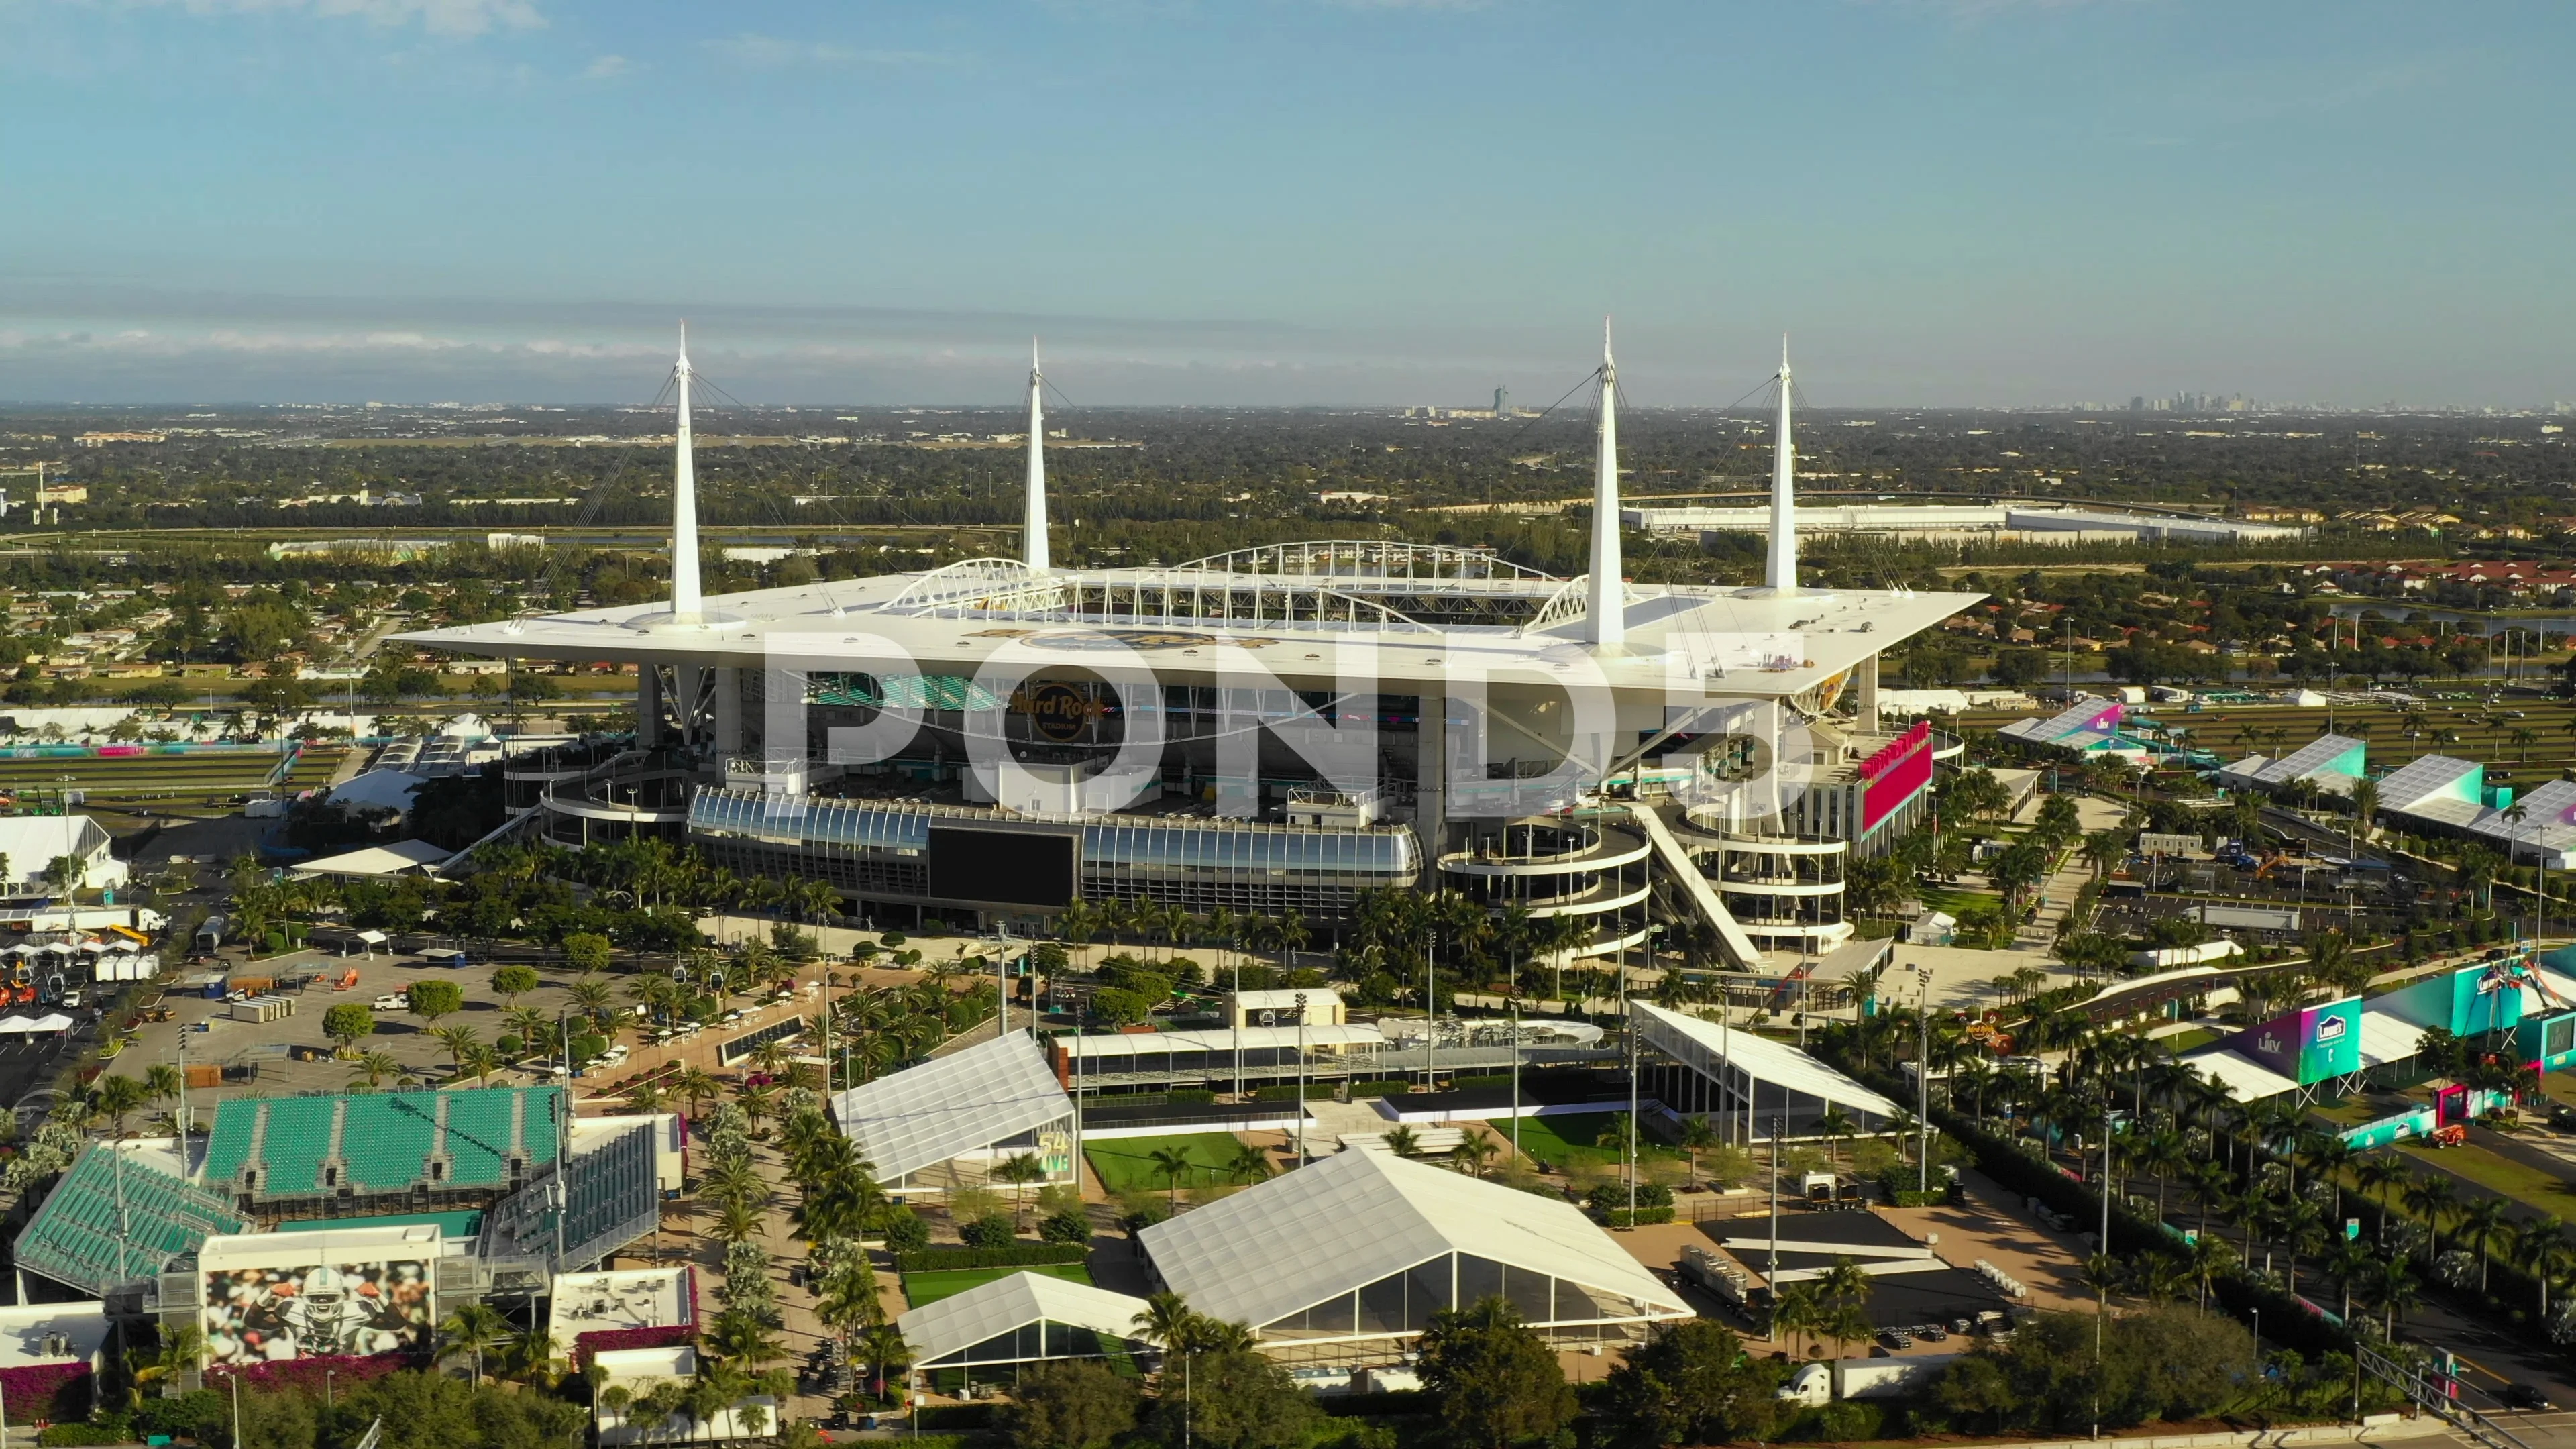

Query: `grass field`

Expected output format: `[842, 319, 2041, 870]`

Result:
[1508, 1112, 1686, 1173]
[2396, 1138, 2576, 1212]
[900, 1262, 1092, 1309]
[0, 749, 341, 800]
[1083, 1132, 1250, 1196]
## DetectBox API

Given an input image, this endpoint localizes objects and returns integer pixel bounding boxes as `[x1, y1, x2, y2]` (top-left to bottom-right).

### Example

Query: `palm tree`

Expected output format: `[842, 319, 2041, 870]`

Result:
[2512, 1216, 2571, 1320]
[855, 1322, 913, 1401]
[1447, 1137, 1499, 1179]
[437, 1301, 513, 1386]
[1815, 1106, 1857, 1169]
[1769, 1283, 1822, 1358]
[2184, 1232, 2235, 1315]
[1146, 1145, 1196, 1214]
[993, 1151, 1046, 1232]
[1677, 1116, 1720, 1187]
[2402, 1175, 2459, 1255]
[93, 1075, 150, 1136]
[2324, 1237, 2375, 1324]
[2457, 1196, 2512, 1292]
[2353, 1152, 2409, 1245]
[1225, 1142, 1273, 1185]
[430, 1024, 481, 1076]
[1131, 1289, 1201, 1358]
[1383, 1124, 1421, 1157]
[2365, 1254, 2420, 1340]
[347, 1050, 402, 1089]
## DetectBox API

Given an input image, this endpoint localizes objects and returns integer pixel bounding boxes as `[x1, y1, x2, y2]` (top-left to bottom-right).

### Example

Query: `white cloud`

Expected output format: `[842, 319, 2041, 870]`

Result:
[105, 0, 545, 38]
[704, 32, 959, 68]
[580, 52, 628, 79]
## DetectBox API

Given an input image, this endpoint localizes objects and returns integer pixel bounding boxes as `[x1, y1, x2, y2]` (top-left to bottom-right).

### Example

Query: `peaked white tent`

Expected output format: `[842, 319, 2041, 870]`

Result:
[1138, 1148, 1687, 1356]
[828, 1032, 1074, 1195]
[899, 1271, 1148, 1389]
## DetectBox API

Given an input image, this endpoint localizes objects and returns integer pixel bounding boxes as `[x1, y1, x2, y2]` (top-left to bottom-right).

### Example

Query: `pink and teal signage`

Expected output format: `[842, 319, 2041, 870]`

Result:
[2233, 996, 2362, 1085]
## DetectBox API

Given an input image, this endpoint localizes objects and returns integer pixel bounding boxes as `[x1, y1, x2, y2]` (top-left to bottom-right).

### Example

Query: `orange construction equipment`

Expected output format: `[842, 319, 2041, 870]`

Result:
[333, 968, 359, 989]
[2430, 1123, 2469, 1148]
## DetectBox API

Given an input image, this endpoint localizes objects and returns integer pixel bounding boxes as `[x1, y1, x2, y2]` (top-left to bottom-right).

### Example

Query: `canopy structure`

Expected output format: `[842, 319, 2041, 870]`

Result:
[289, 838, 453, 880]
[829, 1032, 1073, 1194]
[2216, 733, 2366, 797]
[899, 1271, 1149, 1383]
[1629, 1000, 1901, 1143]
[1138, 1148, 1687, 1361]
[0, 1014, 74, 1034]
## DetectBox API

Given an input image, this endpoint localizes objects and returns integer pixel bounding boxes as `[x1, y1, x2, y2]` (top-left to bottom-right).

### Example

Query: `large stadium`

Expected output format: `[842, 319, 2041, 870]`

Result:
[398, 338, 1978, 967]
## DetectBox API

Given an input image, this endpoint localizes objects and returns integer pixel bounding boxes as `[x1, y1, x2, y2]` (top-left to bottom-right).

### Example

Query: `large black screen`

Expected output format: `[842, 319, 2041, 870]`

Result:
[926, 827, 1078, 908]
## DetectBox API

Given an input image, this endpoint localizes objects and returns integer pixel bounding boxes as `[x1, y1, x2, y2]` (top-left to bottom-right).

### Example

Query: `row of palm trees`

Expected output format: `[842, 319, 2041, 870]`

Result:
[1846, 994, 2576, 1350]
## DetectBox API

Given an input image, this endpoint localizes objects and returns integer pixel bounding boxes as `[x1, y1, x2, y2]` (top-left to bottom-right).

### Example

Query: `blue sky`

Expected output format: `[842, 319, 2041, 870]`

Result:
[3, 0, 2569, 407]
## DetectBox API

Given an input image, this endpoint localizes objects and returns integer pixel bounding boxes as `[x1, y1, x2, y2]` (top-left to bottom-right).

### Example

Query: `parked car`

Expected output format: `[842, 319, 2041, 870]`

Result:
[1876, 1328, 1913, 1350]
[2500, 1384, 2553, 1411]
[374, 994, 407, 1012]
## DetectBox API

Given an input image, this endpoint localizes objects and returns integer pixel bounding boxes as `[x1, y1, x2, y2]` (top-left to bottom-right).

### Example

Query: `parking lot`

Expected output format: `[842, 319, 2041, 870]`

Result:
[96, 943, 813, 1110]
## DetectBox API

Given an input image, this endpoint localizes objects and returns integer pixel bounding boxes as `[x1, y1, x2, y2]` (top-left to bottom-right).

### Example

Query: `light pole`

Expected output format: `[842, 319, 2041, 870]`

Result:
[1293, 992, 1308, 1165]
[1911, 963, 1932, 1195]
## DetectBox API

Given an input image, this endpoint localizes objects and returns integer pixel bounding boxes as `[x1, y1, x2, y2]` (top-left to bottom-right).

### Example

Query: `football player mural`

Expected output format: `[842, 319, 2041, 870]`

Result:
[203, 1260, 433, 1364]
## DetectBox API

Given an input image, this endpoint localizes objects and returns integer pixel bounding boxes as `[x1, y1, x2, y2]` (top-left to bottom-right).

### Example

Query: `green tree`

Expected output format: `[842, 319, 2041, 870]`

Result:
[405, 979, 465, 1022]
[562, 932, 614, 974]
[490, 964, 541, 1005]
[997, 1360, 1140, 1449]
[321, 1002, 376, 1055]
[1148, 1348, 1314, 1449]
[1597, 1319, 1782, 1449]
[1416, 1295, 1576, 1449]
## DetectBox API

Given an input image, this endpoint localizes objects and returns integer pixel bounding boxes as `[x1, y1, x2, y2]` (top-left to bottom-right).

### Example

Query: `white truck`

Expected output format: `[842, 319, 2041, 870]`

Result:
[1778, 1354, 1962, 1405]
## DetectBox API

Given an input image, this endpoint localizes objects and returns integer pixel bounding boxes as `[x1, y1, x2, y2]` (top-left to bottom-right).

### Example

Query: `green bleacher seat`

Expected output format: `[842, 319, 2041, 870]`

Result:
[200, 1099, 262, 1185]
[254, 1096, 339, 1195]
[339, 1091, 440, 1192]
[440, 1088, 515, 1187]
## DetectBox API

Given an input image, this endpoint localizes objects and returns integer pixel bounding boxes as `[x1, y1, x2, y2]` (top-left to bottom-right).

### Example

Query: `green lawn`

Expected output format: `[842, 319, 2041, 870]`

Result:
[1917, 885, 2002, 916]
[2161, 1028, 2221, 1053]
[901, 1262, 1092, 1309]
[1508, 1112, 1685, 1172]
[2397, 1140, 2576, 1212]
[1083, 1132, 1250, 1197]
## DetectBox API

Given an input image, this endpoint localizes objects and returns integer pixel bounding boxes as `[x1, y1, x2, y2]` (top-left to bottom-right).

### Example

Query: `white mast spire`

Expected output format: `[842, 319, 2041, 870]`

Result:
[1024, 339, 1050, 572]
[1764, 334, 1798, 593]
[669, 323, 703, 622]
[1585, 317, 1625, 648]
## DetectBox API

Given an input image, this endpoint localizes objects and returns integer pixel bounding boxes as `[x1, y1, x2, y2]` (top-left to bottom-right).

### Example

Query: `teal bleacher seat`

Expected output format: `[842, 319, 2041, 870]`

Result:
[254, 1096, 338, 1195]
[339, 1091, 440, 1192]
[523, 1087, 564, 1165]
[200, 1099, 262, 1186]
[440, 1088, 515, 1187]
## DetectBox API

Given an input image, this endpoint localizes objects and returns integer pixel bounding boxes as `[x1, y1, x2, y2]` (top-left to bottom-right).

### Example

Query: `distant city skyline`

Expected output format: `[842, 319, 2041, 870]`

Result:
[3, 1, 2570, 407]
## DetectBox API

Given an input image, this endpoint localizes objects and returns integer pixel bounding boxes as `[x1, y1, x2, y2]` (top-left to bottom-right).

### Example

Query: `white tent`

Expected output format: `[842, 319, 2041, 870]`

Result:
[828, 1032, 1074, 1193]
[898, 1271, 1148, 1382]
[1138, 1148, 1688, 1351]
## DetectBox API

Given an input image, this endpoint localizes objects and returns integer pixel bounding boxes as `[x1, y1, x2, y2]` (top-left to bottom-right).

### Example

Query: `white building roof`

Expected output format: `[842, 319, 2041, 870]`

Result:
[2375, 754, 2483, 816]
[1998, 696, 2123, 747]
[1138, 1146, 1688, 1334]
[829, 1031, 1071, 1181]
[1062, 1024, 1385, 1062]
[327, 767, 427, 816]
[2178, 1043, 2302, 1103]
[0, 816, 112, 871]
[289, 839, 451, 879]
[1631, 1001, 1902, 1118]
[898, 1270, 1148, 1366]
[2249, 733, 2365, 790]
[2356, 1010, 2427, 1069]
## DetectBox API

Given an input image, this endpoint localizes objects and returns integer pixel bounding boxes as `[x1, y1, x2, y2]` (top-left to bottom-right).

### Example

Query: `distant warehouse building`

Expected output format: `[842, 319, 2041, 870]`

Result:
[1623, 502, 2308, 547]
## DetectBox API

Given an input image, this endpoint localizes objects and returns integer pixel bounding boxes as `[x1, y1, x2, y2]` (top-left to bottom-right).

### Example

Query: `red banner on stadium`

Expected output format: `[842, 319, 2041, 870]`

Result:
[1859, 720, 1935, 835]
